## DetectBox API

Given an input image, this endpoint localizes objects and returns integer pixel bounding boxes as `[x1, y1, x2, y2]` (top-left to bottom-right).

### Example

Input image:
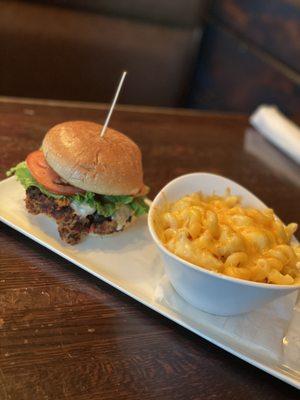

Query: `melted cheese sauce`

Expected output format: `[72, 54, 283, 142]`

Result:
[112, 205, 133, 231]
[155, 192, 300, 284]
[70, 201, 96, 218]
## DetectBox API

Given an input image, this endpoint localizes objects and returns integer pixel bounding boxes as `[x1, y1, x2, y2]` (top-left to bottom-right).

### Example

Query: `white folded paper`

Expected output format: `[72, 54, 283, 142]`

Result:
[281, 291, 300, 374]
[154, 275, 299, 371]
[250, 105, 300, 164]
[244, 128, 300, 188]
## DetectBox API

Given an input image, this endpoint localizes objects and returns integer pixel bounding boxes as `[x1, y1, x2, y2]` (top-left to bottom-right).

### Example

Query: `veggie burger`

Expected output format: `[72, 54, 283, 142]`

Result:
[8, 121, 149, 245]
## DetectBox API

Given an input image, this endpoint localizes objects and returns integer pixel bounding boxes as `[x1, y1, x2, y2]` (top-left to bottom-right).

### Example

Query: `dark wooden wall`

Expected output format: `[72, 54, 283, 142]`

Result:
[190, 0, 300, 114]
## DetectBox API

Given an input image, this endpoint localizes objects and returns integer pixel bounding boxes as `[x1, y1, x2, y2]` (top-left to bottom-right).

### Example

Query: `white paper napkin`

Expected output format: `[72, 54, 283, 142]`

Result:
[154, 275, 299, 369]
[250, 105, 300, 164]
[244, 128, 300, 188]
[282, 293, 300, 374]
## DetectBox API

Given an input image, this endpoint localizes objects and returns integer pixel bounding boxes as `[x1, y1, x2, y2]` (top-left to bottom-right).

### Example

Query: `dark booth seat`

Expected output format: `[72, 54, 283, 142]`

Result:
[0, 0, 207, 106]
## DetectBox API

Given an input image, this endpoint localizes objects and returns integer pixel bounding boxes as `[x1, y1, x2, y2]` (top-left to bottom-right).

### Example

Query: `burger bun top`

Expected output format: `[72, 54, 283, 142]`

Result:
[42, 121, 145, 196]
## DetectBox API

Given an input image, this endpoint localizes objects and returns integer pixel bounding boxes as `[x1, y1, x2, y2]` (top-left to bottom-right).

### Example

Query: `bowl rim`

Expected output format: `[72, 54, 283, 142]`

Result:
[148, 172, 300, 290]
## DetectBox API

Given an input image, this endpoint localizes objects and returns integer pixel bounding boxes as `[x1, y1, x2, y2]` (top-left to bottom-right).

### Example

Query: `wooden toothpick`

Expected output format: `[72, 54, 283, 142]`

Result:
[100, 71, 127, 137]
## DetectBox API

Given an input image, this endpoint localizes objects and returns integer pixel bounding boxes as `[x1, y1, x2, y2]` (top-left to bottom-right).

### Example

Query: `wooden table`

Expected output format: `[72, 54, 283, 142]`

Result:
[0, 98, 299, 400]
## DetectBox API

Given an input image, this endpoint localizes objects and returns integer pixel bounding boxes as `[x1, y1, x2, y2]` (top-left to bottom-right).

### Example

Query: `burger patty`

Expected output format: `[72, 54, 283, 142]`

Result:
[25, 187, 121, 245]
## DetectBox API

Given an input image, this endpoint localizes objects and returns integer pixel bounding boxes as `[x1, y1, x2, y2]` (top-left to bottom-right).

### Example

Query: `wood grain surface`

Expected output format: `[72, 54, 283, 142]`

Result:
[0, 98, 299, 400]
[212, 0, 300, 72]
[190, 23, 300, 114]
[191, 0, 300, 114]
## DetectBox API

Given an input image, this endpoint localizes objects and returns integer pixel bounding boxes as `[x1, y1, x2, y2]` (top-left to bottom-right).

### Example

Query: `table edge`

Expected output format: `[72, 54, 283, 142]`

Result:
[0, 96, 248, 118]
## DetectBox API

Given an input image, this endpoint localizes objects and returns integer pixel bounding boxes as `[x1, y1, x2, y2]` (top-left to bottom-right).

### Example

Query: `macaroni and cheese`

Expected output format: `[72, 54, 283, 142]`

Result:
[154, 191, 300, 285]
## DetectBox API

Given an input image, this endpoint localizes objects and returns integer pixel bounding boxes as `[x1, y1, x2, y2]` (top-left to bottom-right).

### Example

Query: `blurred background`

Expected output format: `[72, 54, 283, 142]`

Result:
[0, 0, 299, 113]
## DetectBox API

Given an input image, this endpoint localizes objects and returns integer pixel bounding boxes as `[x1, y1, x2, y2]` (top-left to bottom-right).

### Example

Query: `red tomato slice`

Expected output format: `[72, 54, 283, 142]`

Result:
[26, 150, 85, 195]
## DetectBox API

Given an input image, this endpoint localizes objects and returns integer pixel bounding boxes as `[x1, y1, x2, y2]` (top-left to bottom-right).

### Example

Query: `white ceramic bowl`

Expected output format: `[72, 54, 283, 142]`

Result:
[148, 173, 300, 316]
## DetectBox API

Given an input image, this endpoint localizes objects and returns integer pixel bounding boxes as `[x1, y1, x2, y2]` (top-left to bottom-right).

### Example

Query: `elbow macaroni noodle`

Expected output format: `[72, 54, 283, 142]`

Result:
[154, 191, 300, 285]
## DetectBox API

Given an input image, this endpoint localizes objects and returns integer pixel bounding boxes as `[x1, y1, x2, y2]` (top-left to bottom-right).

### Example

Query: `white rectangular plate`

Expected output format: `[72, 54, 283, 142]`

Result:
[0, 176, 299, 389]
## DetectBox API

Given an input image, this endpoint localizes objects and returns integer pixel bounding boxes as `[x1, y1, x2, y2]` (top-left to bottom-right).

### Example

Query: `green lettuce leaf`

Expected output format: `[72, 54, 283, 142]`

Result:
[7, 162, 149, 217]
[72, 192, 117, 218]
[72, 192, 149, 218]
[103, 195, 133, 204]
[6, 161, 65, 199]
[129, 197, 149, 216]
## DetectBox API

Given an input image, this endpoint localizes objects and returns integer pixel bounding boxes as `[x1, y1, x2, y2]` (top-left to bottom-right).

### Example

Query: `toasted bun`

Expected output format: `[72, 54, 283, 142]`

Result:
[42, 121, 145, 195]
